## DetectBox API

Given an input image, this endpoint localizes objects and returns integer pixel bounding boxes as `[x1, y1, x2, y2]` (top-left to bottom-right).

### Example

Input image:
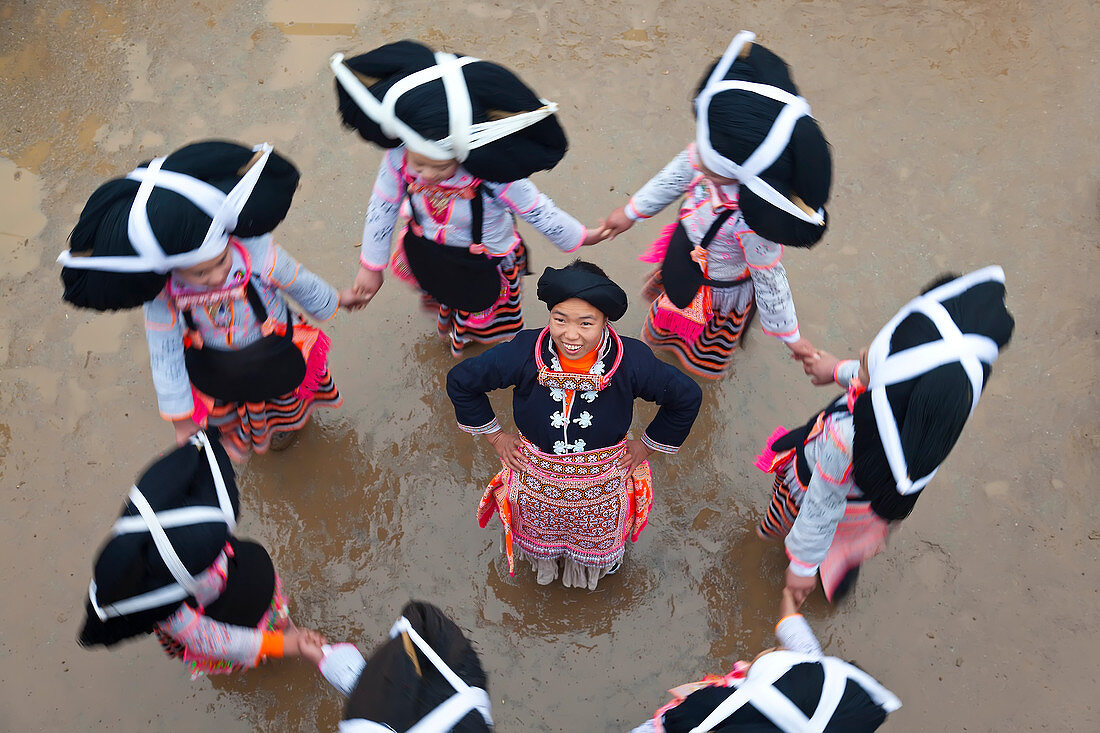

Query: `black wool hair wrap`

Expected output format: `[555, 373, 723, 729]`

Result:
[536, 265, 629, 322]
[695, 37, 832, 248]
[345, 601, 491, 732]
[61, 140, 300, 311]
[334, 40, 568, 183]
[852, 274, 1014, 520]
[78, 436, 240, 648]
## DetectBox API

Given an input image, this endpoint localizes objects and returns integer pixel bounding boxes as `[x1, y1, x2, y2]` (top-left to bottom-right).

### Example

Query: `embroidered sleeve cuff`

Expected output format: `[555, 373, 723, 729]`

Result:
[787, 556, 820, 577]
[775, 614, 822, 657]
[257, 631, 284, 661]
[562, 228, 586, 253]
[776, 330, 802, 344]
[834, 359, 860, 385]
[161, 409, 196, 422]
[625, 200, 649, 221]
[458, 417, 501, 435]
[776, 613, 804, 632]
[641, 432, 680, 455]
[359, 255, 388, 271]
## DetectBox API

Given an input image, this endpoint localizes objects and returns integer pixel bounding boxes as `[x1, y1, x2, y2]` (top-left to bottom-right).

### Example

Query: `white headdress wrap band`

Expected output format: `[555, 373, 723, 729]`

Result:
[687, 650, 901, 733]
[339, 613, 493, 732]
[57, 143, 274, 274]
[866, 265, 1006, 495]
[331, 52, 558, 163]
[694, 31, 825, 226]
[88, 431, 236, 620]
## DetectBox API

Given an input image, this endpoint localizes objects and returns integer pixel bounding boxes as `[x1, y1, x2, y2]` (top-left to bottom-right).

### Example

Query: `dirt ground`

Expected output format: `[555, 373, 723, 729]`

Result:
[1, 0, 1097, 730]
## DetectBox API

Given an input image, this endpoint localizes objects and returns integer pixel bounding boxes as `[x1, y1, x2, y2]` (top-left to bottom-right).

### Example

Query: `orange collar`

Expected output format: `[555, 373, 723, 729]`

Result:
[559, 348, 598, 374]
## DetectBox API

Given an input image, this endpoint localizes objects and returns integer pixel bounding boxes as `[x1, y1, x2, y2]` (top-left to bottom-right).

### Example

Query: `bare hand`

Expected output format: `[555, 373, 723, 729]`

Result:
[283, 628, 328, 660]
[352, 266, 385, 306]
[803, 349, 840, 386]
[581, 226, 610, 247]
[786, 337, 816, 362]
[779, 587, 800, 618]
[338, 287, 371, 311]
[173, 418, 201, 446]
[784, 566, 818, 609]
[616, 439, 653, 473]
[598, 206, 634, 240]
[485, 431, 524, 471]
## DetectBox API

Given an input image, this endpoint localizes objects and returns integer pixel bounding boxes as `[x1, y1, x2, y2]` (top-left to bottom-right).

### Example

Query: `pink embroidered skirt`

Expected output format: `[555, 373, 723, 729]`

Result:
[478, 438, 653, 589]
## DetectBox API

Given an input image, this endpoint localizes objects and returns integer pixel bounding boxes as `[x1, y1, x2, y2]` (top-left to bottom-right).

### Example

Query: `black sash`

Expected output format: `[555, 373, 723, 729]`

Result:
[181, 280, 306, 403]
[660, 209, 752, 309]
[401, 184, 504, 313]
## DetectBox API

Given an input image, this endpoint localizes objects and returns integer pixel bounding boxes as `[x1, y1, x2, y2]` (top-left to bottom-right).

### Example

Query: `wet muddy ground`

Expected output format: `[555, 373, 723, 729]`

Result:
[1, 0, 1097, 730]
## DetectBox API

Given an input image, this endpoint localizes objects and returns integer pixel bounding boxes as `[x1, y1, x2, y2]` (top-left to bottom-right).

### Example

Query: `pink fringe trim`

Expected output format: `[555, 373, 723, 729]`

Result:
[753, 426, 790, 472]
[638, 222, 678, 263]
[190, 387, 209, 426]
[296, 328, 331, 401]
[652, 305, 706, 343]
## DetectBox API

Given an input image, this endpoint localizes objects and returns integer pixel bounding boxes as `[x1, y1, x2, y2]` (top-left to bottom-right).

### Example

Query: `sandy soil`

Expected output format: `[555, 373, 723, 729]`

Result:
[1, 0, 1097, 730]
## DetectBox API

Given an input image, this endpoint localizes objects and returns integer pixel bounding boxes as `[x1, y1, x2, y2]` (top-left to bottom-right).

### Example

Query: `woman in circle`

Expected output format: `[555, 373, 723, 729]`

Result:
[446, 260, 702, 589]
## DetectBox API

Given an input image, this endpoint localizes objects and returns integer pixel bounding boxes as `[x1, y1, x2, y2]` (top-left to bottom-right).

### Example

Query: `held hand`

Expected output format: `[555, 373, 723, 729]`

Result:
[581, 226, 610, 247]
[173, 419, 201, 446]
[783, 567, 818, 609]
[338, 287, 372, 311]
[779, 587, 800, 619]
[352, 266, 385, 306]
[617, 439, 654, 473]
[283, 628, 328, 660]
[786, 337, 816, 362]
[485, 431, 524, 471]
[298, 629, 329, 665]
[598, 206, 635, 240]
[803, 349, 840, 386]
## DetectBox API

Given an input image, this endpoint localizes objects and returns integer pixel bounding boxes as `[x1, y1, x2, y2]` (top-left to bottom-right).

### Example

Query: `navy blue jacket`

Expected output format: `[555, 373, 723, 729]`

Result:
[446, 328, 702, 455]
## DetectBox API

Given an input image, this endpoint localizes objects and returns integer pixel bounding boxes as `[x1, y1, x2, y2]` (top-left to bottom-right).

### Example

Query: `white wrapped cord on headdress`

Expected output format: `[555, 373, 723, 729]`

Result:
[686, 650, 901, 733]
[866, 265, 1006, 495]
[331, 52, 558, 163]
[338, 614, 493, 733]
[88, 431, 236, 620]
[694, 31, 825, 226]
[57, 143, 274, 274]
